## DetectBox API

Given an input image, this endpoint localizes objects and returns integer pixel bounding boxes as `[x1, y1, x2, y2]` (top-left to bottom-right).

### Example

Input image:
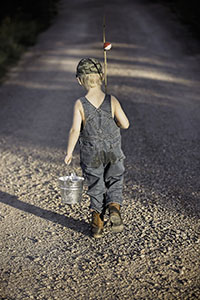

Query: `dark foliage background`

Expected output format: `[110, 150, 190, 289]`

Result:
[152, 0, 200, 37]
[0, 0, 59, 27]
[0, 0, 60, 79]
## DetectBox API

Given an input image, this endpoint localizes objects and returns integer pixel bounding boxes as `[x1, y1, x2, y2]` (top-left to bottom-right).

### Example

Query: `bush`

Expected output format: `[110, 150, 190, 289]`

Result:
[0, 0, 59, 80]
[151, 0, 200, 36]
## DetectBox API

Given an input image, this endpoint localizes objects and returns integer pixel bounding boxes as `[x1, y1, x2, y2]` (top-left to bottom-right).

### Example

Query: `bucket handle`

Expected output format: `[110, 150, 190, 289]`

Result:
[67, 158, 76, 177]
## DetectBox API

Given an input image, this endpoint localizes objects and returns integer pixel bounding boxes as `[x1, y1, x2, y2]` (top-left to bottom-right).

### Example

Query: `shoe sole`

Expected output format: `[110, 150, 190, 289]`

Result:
[93, 233, 103, 238]
[110, 214, 124, 232]
[91, 227, 103, 238]
[111, 224, 124, 233]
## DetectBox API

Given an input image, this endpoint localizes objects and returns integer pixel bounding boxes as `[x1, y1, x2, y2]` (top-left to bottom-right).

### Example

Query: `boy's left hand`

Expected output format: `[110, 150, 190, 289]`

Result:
[64, 154, 72, 165]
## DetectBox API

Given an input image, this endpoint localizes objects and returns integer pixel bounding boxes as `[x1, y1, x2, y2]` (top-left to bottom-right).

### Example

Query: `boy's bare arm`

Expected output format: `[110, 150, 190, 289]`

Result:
[65, 100, 82, 164]
[112, 96, 130, 129]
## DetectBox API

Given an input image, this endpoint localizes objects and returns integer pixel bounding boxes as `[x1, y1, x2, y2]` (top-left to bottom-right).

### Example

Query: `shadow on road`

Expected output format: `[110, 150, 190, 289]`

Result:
[0, 191, 91, 237]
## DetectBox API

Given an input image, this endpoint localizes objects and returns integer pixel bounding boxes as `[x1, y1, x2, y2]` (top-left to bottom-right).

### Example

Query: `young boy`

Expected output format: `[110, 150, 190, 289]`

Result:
[65, 58, 129, 238]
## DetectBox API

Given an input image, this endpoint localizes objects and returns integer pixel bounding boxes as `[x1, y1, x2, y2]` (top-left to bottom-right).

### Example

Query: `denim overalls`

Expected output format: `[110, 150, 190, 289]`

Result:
[79, 94, 125, 213]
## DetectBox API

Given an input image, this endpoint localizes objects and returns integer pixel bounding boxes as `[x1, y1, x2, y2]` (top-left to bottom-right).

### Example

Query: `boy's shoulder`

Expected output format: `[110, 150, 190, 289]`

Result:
[110, 94, 119, 100]
[110, 94, 120, 105]
[75, 96, 86, 103]
[74, 98, 85, 112]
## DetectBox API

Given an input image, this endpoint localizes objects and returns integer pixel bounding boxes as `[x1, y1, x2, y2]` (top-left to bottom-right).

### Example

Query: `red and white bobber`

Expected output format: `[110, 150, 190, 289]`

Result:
[103, 42, 112, 51]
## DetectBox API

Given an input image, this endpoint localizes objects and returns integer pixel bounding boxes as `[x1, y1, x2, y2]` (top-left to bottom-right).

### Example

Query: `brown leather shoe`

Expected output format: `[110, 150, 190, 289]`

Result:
[91, 211, 104, 238]
[109, 203, 124, 232]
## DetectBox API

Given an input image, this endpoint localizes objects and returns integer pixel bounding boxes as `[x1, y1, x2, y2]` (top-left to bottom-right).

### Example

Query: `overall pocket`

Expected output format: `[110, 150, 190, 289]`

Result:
[109, 141, 125, 164]
[80, 140, 101, 168]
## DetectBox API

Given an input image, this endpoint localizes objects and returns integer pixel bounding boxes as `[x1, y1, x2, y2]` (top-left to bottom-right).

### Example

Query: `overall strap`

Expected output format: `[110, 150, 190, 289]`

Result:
[100, 94, 112, 114]
[79, 96, 91, 120]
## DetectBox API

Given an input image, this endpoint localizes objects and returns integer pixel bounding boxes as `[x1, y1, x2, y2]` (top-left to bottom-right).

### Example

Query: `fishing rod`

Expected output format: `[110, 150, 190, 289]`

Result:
[103, 14, 112, 93]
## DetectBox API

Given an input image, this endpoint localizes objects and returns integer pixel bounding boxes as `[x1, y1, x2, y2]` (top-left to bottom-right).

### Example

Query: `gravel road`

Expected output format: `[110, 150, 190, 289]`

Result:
[0, 0, 200, 299]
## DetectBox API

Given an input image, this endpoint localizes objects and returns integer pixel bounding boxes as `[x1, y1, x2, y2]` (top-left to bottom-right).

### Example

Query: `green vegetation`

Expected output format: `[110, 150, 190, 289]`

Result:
[0, 0, 59, 79]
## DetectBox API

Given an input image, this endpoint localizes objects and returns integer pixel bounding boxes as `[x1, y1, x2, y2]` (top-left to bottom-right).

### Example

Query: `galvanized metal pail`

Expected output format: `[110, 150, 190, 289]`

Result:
[58, 175, 84, 204]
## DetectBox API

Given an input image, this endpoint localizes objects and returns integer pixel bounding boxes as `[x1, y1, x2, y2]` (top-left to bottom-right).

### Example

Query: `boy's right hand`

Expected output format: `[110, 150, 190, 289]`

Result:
[64, 154, 72, 165]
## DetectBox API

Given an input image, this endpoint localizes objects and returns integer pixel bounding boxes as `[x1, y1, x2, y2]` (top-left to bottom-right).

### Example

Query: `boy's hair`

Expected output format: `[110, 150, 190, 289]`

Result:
[76, 58, 104, 88]
[79, 73, 103, 89]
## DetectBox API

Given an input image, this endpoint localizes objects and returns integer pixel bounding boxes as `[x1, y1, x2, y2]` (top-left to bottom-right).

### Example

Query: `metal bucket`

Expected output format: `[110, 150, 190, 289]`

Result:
[58, 175, 84, 204]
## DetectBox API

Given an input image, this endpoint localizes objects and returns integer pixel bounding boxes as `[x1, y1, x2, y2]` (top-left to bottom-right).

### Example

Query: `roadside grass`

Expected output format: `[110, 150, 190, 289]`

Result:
[0, 17, 39, 80]
[0, 1, 59, 82]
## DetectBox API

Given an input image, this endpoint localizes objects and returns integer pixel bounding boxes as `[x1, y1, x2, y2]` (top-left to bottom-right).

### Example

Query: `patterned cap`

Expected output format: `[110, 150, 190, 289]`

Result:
[76, 58, 103, 77]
